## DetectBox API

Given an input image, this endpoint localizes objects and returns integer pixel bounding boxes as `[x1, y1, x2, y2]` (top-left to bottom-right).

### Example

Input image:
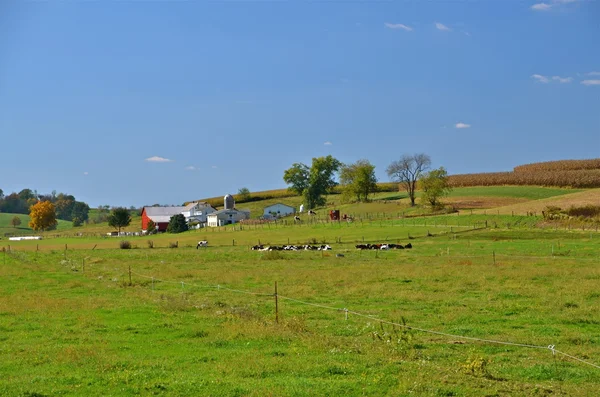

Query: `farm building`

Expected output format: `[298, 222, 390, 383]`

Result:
[206, 194, 250, 227]
[263, 203, 295, 218]
[181, 202, 217, 227]
[141, 206, 184, 232]
[141, 202, 216, 232]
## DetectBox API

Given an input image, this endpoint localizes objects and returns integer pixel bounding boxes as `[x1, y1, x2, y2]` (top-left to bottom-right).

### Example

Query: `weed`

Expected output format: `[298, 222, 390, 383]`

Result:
[461, 356, 491, 378]
[147, 240, 154, 249]
[119, 240, 131, 249]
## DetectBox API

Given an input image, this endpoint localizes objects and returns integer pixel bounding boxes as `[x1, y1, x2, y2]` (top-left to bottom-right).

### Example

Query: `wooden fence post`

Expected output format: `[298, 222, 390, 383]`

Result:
[128, 264, 132, 286]
[275, 281, 279, 324]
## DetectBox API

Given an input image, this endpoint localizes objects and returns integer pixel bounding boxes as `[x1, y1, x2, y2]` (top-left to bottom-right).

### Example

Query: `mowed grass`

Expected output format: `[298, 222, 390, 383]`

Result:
[1, 225, 599, 396]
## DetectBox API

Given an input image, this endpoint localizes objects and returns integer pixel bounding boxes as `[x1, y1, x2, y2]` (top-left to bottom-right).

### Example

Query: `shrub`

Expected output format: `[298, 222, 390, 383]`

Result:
[147, 240, 154, 249]
[566, 205, 600, 218]
[169, 241, 178, 249]
[120, 240, 132, 249]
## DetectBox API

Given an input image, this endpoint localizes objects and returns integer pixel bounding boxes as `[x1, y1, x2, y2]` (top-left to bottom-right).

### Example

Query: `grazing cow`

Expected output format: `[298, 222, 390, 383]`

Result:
[308, 210, 316, 216]
[294, 216, 301, 222]
[196, 240, 208, 249]
[405, 243, 412, 249]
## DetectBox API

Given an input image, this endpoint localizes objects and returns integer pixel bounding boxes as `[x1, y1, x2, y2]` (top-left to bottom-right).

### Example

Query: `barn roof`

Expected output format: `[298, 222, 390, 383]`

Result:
[144, 206, 186, 216]
[264, 203, 295, 210]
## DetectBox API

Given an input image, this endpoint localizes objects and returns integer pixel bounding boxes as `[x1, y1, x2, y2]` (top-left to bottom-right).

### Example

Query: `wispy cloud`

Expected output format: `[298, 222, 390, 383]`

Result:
[211, 165, 218, 169]
[455, 122, 471, 129]
[587, 71, 600, 76]
[83, 172, 89, 176]
[435, 22, 451, 32]
[185, 166, 197, 171]
[145, 156, 173, 163]
[531, 3, 552, 11]
[552, 76, 573, 83]
[581, 80, 600, 86]
[324, 141, 333, 146]
[532, 0, 579, 11]
[384, 22, 413, 31]
[531, 74, 550, 83]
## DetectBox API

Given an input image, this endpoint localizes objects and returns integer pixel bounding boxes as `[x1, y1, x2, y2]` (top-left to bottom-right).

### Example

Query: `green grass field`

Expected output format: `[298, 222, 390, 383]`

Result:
[1, 219, 599, 396]
[1, 186, 599, 396]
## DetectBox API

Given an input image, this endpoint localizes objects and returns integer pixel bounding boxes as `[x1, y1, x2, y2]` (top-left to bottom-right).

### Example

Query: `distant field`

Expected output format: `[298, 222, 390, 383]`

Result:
[475, 188, 600, 215]
[0, 213, 72, 237]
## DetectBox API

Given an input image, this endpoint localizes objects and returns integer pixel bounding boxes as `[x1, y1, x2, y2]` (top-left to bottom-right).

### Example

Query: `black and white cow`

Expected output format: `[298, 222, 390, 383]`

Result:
[196, 240, 208, 249]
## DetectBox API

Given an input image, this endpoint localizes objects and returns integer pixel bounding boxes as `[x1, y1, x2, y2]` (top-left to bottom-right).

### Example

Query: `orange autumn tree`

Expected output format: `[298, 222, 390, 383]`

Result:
[29, 201, 57, 231]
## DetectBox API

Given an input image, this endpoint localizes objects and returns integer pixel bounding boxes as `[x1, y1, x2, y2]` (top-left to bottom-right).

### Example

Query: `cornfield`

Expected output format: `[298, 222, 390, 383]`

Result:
[450, 159, 600, 188]
[514, 158, 600, 173]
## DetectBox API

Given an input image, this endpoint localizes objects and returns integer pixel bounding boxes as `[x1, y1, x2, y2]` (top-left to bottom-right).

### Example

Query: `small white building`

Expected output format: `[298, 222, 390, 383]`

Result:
[207, 209, 250, 227]
[264, 203, 295, 218]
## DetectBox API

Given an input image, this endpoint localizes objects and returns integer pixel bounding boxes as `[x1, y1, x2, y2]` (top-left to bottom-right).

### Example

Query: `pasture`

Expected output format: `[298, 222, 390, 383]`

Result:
[1, 220, 599, 396]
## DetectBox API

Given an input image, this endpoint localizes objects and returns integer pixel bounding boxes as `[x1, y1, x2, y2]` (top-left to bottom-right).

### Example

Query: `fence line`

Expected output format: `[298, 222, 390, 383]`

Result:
[4, 250, 599, 371]
[122, 266, 599, 371]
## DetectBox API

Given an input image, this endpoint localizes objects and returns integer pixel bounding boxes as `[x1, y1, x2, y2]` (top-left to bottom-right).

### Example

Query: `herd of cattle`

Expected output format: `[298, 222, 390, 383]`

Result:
[198, 240, 413, 251]
[251, 244, 332, 251]
[355, 243, 412, 250]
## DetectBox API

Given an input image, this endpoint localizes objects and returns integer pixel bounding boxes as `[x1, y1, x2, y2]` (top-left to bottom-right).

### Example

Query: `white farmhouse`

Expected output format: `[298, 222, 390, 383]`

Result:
[181, 202, 217, 226]
[206, 194, 250, 227]
[207, 208, 250, 226]
[263, 203, 295, 218]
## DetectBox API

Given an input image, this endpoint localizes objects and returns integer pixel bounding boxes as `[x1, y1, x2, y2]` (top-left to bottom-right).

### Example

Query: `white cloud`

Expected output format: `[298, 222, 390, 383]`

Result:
[145, 156, 173, 163]
[531, 74, 550, 83]
[324, 141, 333, 146]
[587, 71, 600, 76]
[532, 0, 578, 11]
[185, 166, 197, 171]
[531, 3, 552, 11]
[581, 80, 600, 86]
[435, 22, 451, 31]
[211, 165, 218, 169]
[384, 22, 413, 31]
[83, 172, 89, 175]
[455, 122, 471, 129]
[552, 76, 573, 83]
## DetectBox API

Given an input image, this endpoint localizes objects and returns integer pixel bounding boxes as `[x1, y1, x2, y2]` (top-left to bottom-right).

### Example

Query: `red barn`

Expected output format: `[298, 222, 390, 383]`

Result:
[141, 206, 185, 232]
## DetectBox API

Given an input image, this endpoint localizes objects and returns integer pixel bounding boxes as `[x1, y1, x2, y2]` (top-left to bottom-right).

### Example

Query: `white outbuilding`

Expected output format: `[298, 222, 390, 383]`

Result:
[206, 194, 250, 227]
[263, 203, 296, 218]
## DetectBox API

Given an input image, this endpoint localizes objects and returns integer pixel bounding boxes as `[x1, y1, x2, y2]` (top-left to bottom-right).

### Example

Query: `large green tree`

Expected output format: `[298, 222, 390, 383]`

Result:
[420, 167, 452, 208]
[386, 153, 431, 206]
[283, 155, 341, 209]
[108, 207, 132, 233]
[283, 163, 310, 195]
[167, 214, 188, 234]
[339, 159, 378, 202]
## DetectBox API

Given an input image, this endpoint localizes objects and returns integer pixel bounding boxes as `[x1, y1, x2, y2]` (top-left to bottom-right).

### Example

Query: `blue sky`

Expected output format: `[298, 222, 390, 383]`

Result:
[1, 0, 598, 207]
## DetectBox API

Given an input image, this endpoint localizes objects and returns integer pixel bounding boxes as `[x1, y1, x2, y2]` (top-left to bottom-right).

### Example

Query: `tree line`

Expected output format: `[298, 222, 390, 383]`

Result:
[282, 153, 451, 210]
[0, 188, 91, 226]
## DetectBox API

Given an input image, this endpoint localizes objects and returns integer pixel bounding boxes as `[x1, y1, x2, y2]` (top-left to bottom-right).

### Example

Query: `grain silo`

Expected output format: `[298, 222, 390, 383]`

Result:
[224, 194, 235, 210]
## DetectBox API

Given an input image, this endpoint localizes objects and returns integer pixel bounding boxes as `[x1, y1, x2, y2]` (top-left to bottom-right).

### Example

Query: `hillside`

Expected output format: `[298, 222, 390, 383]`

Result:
[473, 188, 600, 215]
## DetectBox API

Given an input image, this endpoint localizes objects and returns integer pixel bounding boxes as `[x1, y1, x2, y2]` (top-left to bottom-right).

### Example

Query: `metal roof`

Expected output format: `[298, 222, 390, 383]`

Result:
[144, 206, 186, 216]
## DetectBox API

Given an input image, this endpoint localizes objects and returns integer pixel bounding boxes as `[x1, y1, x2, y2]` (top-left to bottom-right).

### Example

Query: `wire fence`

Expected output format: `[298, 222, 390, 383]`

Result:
[3, 248, 599, 373]
[104, 263, 600, 372]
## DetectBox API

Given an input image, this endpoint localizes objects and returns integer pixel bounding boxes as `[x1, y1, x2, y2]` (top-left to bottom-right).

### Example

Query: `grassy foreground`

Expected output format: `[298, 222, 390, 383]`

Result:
[1, 225, 599, 396]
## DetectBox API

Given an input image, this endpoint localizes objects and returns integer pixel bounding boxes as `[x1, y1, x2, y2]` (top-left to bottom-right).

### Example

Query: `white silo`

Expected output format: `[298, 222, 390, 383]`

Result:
[224, 194, 235, 210]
